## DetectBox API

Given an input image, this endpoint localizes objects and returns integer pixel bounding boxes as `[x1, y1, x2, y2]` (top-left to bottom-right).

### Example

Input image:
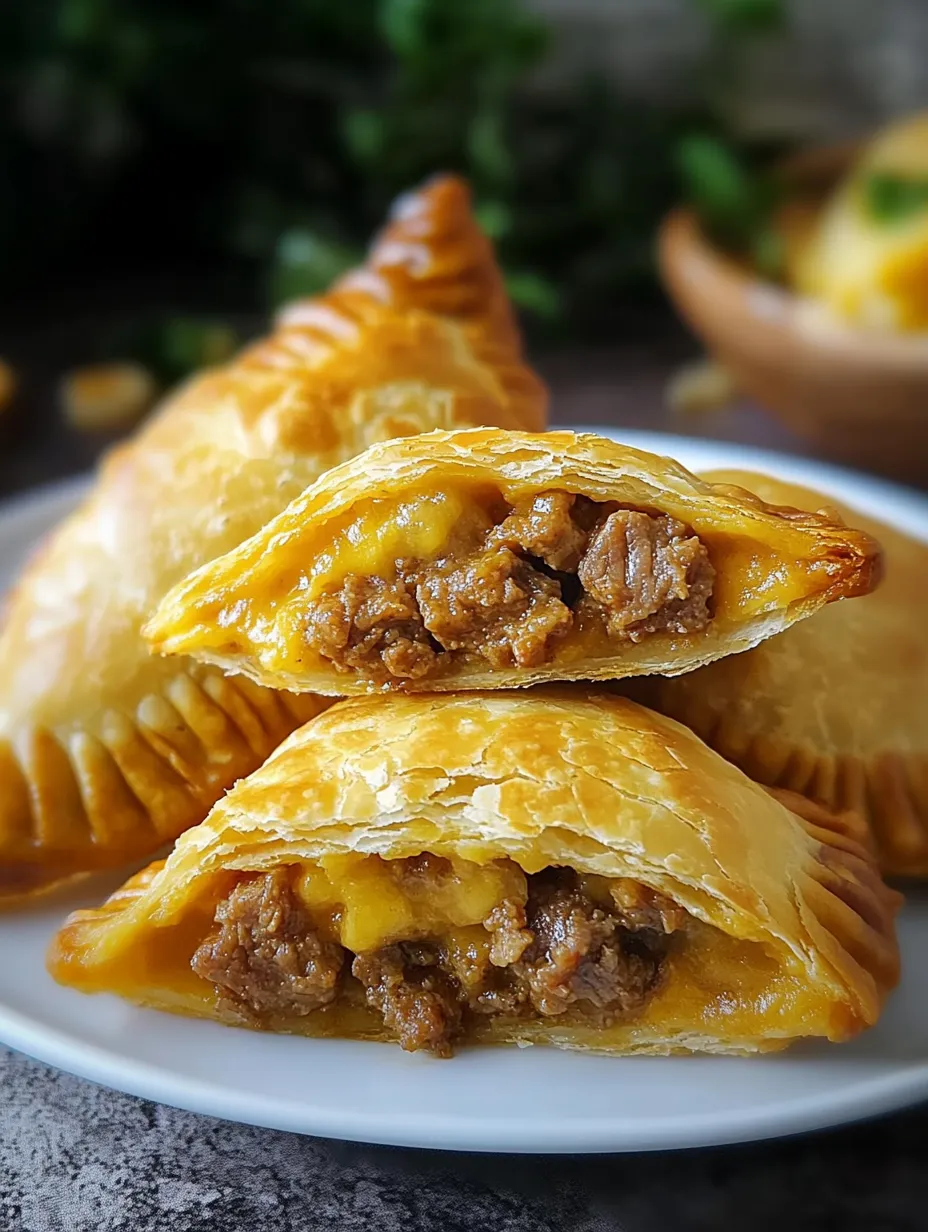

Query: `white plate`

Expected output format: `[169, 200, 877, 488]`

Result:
[0, 429, 926, 1155]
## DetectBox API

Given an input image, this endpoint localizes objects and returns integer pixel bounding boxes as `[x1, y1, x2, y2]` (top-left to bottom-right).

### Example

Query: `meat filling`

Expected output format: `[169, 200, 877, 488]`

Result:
[351, 944, 464, 1060]
[305, 491, 715, 681]
[193, 865, 684, 1057]
[577, 510, 714, 640]
[510, 871, 669, 1019]
[415, 547, 573, 669]
[191, 868, 344, 1021]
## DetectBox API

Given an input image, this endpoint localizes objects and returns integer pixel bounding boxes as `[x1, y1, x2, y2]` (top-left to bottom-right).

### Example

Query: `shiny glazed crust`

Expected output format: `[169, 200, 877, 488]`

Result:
[144, 428, 882, 694]
[648, 470, 928, 878]
[0, 176, 546, 904]
[48, 690, 901, 1054]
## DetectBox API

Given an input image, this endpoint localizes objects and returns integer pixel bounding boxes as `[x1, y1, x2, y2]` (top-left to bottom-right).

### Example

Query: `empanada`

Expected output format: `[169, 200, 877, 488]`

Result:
[647, 470, 928, 878]
[145, 429, 882, 695]
[0, 175, 546, 904]
[48, 690, 900, 1057]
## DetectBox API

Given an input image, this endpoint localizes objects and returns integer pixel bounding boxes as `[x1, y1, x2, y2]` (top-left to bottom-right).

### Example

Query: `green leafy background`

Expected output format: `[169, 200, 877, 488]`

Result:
[0, 0, 787, 371]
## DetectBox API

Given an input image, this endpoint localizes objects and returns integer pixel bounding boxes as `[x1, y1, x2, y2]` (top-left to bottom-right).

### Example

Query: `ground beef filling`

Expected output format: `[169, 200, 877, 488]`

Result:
[305, 491, 715, 681]
[191, 868, 345, 1022]
[193, 866, 684, 1057]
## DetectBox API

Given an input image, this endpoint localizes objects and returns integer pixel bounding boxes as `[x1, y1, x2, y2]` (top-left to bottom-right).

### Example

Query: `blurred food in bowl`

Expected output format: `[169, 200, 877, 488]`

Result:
[665, 358, 738, 418]
[660, 114, 928, 483]
[789, 113, 928, 333]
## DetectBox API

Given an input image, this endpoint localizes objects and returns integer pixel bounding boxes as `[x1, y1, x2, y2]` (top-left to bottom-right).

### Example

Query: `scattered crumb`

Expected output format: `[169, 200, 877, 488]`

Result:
[61, 362, 157, 433]
[666, 358, 737, 416]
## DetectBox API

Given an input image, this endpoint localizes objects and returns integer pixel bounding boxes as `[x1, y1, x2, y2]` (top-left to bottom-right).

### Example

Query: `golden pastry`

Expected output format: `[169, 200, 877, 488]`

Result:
[0, 175, 546, 905]
[48, 690, 901, 1057]
[145, 429, 882, 695]
[648, 470, 928, 878]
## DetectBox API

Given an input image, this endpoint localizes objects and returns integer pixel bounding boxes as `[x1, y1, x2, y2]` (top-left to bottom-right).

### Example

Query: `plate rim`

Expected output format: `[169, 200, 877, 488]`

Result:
[1, 428, 926, 1153]
[1, 992, 927, 1154]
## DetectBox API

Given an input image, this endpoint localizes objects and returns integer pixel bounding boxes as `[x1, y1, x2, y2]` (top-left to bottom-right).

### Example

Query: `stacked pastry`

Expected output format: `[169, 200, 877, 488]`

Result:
[1, 177, 918, 1061]
[644, 473, 928, 879]
[0, 174, 544, 903]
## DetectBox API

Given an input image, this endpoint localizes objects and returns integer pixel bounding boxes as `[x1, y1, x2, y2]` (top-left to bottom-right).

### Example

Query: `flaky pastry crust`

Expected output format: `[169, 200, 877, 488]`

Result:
[0, 176, 546, 904]
[48, 690, 900, 1054]
[145, 429, 882, 694]
[648, 470, 928, 878]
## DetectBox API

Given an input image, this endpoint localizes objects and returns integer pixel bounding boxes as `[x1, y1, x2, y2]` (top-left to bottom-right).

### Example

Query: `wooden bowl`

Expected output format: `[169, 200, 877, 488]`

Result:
[658, 204, 928, 486]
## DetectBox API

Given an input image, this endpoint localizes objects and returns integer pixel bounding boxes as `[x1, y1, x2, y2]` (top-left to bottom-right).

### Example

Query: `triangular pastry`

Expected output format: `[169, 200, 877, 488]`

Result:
[0, 176, 545, 904]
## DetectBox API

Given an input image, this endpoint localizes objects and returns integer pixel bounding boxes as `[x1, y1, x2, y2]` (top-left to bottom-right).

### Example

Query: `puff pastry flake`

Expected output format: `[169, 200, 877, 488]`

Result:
[0, 175, 545, 904]
[145, 429, 882, 695]
[48, 690, 900, 1057]
[649, 470, 928, 878]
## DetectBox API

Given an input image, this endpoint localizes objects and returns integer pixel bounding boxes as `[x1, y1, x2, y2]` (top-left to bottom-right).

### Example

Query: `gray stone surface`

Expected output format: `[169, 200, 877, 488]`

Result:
[2, 1046, 926, 1232]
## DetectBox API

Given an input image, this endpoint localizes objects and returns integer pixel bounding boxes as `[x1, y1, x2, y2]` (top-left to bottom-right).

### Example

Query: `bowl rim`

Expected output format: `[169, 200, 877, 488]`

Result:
[659, 206, 928, 370]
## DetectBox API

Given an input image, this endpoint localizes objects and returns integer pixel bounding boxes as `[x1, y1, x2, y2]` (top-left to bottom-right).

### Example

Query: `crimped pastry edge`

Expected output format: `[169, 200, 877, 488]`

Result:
[0, 668, 329, 907]
[48, 691, 901, 1050]
[664, 698, 928, 879]
[0, 176, 544, 901]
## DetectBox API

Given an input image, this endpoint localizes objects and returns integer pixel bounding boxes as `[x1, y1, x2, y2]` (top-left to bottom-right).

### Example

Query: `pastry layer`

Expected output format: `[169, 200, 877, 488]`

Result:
[49, 691, 901, 1056]
[0, 176, 546, 904]
[649, 469, 928, 878]
[145, 430, 883, 694]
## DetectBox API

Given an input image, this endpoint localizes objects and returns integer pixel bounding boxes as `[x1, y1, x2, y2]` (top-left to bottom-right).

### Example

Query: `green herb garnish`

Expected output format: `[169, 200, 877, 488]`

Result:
[863, 173, 928, 225]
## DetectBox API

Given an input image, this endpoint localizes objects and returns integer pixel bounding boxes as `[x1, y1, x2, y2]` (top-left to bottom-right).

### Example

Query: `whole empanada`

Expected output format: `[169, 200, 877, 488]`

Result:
[48, 690, 900, 1057]
[647, 470, 928, 878]
[145, 429, 882, 695]
[0, 175, 546, 904]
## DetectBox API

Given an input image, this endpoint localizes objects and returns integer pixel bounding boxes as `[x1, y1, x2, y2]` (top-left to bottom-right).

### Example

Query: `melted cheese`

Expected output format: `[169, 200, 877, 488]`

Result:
[91, 855, 849, 1048]
[305, 487, 498, 599]
[295, 482, 835, 633]
[294, 853, 527, 954]
[708, 536, 834, 622]
[277, 858, 839, 1042]
[287, 855, 830, 1042]
[197, 466, 861, 685]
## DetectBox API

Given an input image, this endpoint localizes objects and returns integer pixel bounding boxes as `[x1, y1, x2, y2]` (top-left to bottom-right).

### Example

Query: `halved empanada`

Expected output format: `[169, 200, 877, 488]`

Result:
[145, 429, 882, 695]
[48, 690, 900, 1057]
[647, 470, 928, 878]
[0, 175, 546, 905]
